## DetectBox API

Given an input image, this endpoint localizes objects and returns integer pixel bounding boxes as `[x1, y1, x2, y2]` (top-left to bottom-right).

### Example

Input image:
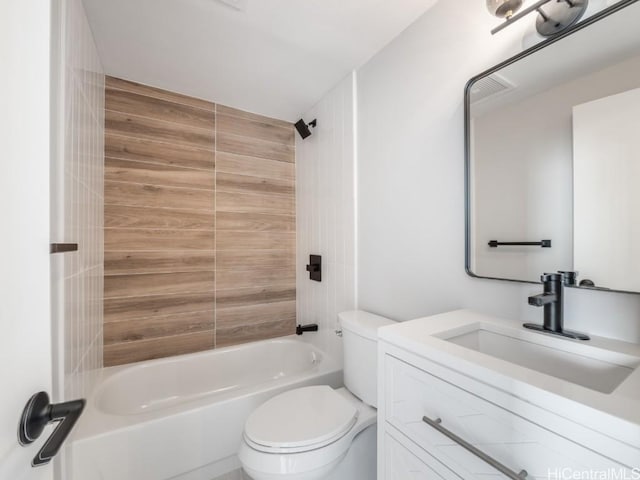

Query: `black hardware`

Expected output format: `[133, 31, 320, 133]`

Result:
[558, 270, 578, 286]
[295, 118, 317, 140]
[306, 255, 322, 282]
[523, 272, 590, 340]
[49, 243, 78, 254]
[296, 324, 319, 335]
[488, 240, 551, 248]
[422, 416, 528, 479]
[19, 391, 85, 467]
[579, 278, 595, 287]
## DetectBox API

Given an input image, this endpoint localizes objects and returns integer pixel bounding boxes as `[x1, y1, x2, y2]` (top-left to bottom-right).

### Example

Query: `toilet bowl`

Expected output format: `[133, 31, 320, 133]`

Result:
[238, 311, 395, 480]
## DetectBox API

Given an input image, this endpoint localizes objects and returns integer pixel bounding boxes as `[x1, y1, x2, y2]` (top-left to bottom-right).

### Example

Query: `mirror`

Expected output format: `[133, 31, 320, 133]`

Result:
[466, 0, 640, 293]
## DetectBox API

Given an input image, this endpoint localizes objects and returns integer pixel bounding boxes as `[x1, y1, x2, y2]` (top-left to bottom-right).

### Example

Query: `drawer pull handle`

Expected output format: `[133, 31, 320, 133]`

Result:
[422, 416, 528, 480]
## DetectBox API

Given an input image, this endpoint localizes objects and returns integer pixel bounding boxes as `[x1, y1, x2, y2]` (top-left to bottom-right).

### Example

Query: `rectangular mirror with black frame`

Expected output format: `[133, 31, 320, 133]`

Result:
[465, 0, 640, 294]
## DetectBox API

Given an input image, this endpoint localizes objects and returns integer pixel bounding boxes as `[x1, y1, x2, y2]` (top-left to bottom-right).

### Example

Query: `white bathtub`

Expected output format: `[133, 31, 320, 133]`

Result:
[71, 337, 342, 480]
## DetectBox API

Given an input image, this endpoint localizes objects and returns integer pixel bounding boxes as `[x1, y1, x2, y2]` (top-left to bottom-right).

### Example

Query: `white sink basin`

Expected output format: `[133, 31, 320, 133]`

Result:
[443, 326, 640, 394]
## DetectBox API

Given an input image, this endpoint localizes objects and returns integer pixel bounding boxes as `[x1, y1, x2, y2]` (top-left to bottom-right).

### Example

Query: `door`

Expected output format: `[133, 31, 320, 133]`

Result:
[0, 1, 54, 479]
[573, 88, 640, 292]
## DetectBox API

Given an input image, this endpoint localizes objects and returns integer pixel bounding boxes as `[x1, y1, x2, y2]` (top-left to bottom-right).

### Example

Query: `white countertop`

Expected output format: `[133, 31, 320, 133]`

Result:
[378, 309, 640, 451]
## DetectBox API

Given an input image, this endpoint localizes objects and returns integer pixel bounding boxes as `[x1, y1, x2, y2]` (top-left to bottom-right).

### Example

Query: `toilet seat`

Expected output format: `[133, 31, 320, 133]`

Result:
[238, 387, 377, 480]
[244, 385, 358, 454]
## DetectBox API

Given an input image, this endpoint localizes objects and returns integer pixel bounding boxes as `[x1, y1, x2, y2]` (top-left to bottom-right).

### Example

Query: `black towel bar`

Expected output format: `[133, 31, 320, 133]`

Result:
[488, 240, 551, 248]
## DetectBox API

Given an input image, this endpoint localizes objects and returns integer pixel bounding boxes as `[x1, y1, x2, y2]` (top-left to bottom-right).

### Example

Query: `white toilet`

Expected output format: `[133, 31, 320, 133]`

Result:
[238, 310, 395, 480]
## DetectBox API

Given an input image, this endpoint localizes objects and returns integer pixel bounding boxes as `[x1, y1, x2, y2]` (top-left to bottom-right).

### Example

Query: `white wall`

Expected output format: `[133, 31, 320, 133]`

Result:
[356, 0, 640, 343]
[296, 73, 357, 364]
[51, 0, 105, 403]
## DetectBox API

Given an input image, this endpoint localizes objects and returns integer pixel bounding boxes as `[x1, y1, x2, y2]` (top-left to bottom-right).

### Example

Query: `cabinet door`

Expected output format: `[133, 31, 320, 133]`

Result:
[384, 355, 632, 479]
[385, 433, 460, 480]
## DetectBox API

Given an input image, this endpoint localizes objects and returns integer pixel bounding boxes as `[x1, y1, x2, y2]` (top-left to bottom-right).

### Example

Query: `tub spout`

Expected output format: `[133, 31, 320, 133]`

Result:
[296, 324, 319, 335]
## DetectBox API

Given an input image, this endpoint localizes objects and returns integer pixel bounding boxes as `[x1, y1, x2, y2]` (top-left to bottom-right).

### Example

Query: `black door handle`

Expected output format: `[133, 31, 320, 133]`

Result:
[18, 391, 85, 467]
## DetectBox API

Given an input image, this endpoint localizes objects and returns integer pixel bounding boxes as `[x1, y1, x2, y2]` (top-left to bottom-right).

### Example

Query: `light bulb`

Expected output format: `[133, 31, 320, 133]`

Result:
[486, 0, 523, 18]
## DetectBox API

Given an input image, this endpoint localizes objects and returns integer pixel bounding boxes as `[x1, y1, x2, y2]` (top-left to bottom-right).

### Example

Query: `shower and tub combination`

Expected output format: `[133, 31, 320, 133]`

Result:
[71, 338, 341, 480]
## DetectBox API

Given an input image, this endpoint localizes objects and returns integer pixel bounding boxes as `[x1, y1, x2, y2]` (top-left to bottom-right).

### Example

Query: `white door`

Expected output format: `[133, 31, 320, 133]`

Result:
[0, 1, 55, 479]
[573, 88, 640, 291]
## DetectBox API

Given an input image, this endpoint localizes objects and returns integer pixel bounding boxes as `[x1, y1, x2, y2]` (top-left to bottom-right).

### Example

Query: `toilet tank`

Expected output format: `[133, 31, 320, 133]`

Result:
[339, 310, 396, 408]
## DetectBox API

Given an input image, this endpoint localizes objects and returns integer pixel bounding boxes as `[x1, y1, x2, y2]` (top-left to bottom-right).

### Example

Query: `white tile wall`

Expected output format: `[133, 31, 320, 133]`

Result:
[296, 73, 357, 365]
[51, 0, 105, 403]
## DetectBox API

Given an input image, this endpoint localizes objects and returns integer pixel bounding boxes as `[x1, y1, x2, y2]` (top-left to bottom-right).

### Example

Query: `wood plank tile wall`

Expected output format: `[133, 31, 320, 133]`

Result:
[103, 77, 296, 366]
[215, 105, 297, 347]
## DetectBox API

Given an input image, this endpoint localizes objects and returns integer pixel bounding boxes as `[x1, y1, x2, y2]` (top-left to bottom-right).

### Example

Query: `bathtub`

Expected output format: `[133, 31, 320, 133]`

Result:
[71, 337, 342, 480]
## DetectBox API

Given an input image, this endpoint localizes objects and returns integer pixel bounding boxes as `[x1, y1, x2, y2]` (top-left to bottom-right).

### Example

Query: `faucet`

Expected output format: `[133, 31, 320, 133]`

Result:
[296, 323, 319, 335]
[523, 271, 590, 340]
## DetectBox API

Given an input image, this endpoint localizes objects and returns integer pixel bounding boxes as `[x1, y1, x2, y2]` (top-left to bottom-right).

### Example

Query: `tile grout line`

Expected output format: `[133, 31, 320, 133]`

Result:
[104, 153, 215, 173]
[216, 129, 295, 149]
[104, 178, 217, 194]
[214, 103, 218, 349]
[103, 308, 216, 325]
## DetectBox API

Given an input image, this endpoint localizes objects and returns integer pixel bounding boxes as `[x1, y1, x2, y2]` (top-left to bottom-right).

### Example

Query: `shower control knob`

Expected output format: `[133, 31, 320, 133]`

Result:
[305, 255, 322, 282]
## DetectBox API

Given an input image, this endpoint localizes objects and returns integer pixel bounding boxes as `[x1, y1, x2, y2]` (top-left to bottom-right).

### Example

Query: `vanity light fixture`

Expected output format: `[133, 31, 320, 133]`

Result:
[486, 0, 524, 18]
[487, 0, 588, 37]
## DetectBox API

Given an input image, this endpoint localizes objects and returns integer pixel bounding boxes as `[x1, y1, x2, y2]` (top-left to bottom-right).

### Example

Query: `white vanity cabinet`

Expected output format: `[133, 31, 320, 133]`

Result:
[377, 312, 640, 480]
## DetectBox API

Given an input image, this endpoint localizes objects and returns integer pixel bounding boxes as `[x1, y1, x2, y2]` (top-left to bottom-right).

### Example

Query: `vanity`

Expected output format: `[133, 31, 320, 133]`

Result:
[377, 310, 640, 478]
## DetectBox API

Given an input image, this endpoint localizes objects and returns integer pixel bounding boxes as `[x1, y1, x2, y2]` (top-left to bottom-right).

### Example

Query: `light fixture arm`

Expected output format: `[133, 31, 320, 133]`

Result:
[492, 0, 554, 34]
[491, 0, 587, 35]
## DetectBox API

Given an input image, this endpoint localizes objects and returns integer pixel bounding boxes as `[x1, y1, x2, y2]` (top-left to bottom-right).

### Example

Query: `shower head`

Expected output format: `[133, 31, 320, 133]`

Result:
[295, 119, 317, 140]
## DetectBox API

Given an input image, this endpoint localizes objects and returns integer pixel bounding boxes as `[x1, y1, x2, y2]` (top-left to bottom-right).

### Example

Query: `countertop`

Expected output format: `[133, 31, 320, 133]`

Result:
[378, 309, 640, 453]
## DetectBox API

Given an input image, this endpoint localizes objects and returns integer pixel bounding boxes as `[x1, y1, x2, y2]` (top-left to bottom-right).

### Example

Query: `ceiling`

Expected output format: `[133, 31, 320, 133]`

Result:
[82, 0, 439, 121]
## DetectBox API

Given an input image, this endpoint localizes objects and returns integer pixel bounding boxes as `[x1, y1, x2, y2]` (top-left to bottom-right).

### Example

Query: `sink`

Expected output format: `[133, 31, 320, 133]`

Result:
[443, 326, 640, 394]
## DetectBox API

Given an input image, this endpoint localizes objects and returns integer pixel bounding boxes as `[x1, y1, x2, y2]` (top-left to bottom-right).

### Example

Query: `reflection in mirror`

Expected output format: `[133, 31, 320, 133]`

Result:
[466, 0, 640, 293]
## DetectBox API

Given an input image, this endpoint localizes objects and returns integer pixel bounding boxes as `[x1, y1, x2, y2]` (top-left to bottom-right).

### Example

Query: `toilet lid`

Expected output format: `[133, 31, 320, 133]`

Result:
[244, 386, 358, 451]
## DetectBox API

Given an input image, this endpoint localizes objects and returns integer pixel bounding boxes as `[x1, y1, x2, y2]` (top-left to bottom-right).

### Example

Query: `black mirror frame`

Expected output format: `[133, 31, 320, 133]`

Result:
[464, 0, 640, 293]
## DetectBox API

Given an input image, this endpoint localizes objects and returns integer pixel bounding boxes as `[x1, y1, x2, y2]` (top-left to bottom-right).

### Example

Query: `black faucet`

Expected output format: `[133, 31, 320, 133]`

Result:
[523, 271, 590, 340]
[296, 324, 319, 335]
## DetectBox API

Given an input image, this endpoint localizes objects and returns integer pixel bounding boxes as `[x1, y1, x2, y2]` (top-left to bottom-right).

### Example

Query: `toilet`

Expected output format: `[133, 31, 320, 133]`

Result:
[238, 310, 395, 480]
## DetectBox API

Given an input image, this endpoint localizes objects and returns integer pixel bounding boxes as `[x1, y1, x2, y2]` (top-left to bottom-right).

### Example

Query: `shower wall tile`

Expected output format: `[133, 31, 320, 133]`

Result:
[103, 310, 215, 344]
[103, 77, 216, 366]
[104, 251, 216, 275]
[296, 74, 357, 365]
[104, 76, 216, 112]
[104, 293, 215, 323]
[215, 105, 297, 348]
[104, 331, 215, 366]
[103, 80, 296, 365]
[104, 133, 215, 170]
[51, 0, 105, 405]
